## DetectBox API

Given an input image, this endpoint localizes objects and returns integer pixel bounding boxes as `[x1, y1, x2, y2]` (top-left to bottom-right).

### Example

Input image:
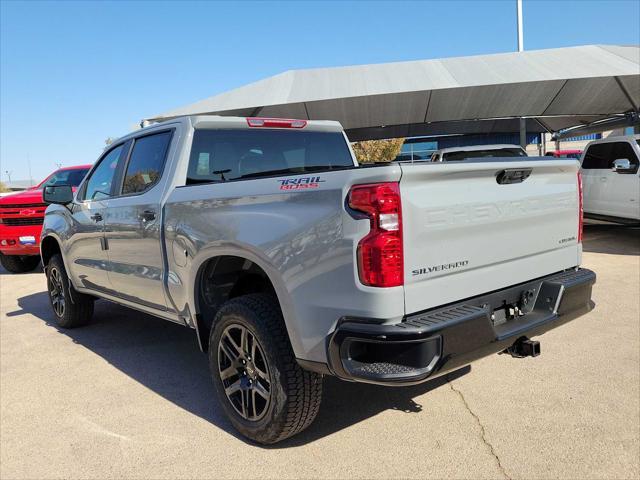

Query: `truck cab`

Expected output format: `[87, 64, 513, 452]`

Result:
[580, 135, 640, 223]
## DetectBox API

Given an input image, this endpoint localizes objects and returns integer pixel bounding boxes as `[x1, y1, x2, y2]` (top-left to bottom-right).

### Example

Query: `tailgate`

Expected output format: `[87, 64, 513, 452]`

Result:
[400, 159, 582, 314]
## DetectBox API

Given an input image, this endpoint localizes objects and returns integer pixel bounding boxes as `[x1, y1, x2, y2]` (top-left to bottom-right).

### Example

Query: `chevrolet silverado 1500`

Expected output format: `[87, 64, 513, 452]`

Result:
[0, 165, 90, 273]
[40, 116, 595, 444]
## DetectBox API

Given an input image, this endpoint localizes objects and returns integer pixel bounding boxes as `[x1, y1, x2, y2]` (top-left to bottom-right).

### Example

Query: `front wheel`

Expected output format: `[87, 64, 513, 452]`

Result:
[209, 294, 322, 444]
[46, 254, 94, 328]
[0, 253, 40, 273]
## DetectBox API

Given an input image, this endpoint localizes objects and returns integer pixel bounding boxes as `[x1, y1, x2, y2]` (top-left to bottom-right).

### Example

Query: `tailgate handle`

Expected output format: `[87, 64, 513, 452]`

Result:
[496, 168, 532, 185]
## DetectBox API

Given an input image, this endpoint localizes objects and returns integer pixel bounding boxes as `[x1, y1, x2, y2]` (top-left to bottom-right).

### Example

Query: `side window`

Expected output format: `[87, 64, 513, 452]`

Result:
[611, 142, 639, 167]
[582, 143, 613, 169]
[122, 131, 172, 195]
[83, 145, 124, 201]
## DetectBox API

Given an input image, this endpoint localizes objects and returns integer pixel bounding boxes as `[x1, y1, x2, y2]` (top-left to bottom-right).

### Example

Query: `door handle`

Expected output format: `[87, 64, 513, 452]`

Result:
[140, 210, 156, 221]
[90, 213, 103, 222]
[600, 177, 607, 182]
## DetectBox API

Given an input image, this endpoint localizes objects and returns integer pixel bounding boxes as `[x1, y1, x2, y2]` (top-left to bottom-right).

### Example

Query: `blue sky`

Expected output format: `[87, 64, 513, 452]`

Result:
[1, 0, 639, 182]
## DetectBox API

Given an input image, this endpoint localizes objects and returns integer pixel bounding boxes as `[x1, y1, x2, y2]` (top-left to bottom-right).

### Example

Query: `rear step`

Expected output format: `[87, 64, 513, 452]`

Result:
[328, 268, 594, 385]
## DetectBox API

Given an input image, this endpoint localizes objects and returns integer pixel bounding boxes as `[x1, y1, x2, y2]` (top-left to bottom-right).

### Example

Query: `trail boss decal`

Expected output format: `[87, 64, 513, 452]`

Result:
[278, 176, 325, 191]
[412, 260, 469, 277]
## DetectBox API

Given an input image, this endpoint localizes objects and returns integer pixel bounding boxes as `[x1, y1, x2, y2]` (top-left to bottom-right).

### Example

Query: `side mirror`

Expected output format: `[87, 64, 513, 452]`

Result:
[43, 185, 74, 205]
[612, 158, 634, 173]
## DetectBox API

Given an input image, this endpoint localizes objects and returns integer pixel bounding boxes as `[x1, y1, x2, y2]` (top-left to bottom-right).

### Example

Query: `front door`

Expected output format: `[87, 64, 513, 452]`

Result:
[604, 141, 640, 220]
[66, 143, 127, 292]
[103, 130, 174, 310]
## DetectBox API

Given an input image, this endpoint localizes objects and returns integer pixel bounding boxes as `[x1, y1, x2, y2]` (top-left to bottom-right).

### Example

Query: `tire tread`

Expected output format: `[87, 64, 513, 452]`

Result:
[46, 254, 94, 328]
[210, 293, 322, 444]
[0, 253, 40, 273]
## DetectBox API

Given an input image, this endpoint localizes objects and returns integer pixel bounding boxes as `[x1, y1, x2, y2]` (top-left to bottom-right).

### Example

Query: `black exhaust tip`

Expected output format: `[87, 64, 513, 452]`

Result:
[504, 337, 541, 358]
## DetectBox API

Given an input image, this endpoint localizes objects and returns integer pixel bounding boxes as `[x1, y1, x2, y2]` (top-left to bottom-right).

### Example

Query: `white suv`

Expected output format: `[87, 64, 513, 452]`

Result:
[580, 135, 640, 223]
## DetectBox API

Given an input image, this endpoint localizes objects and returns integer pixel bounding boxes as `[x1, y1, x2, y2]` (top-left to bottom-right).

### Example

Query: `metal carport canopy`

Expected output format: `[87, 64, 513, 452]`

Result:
[146, 45, 640, 141]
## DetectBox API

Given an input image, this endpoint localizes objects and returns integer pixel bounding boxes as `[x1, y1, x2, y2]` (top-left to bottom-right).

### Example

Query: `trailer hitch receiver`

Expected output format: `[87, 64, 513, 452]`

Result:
[504, 337, 540, 358]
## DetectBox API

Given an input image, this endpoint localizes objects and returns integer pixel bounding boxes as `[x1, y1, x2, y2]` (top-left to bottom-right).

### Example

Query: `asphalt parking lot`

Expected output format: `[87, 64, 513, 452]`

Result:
[1, 224, 638, 480]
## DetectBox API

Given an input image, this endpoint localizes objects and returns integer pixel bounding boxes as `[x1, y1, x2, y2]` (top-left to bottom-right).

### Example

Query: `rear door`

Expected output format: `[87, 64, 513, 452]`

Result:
[582, 142, 614, 216]
[102, 129, 174, 310]
[66, 143, 128, 292]
[399, 159, 581, 314]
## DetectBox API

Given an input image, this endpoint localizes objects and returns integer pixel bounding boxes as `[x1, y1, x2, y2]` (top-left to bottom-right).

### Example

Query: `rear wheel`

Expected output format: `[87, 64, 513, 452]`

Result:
[46, 254, 94, 328]
[209, 294, 322, 444]
[0, 253, 40, 273]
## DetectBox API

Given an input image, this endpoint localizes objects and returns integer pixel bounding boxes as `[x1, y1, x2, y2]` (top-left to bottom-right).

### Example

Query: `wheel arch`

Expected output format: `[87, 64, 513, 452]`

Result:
[40, 234, 62, 268]
[189, 249, 294, 353]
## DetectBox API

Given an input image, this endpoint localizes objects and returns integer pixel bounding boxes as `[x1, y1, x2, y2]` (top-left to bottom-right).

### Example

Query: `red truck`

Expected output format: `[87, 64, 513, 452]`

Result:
[545, 149, 583, 159]
[0, 165, 91, 273]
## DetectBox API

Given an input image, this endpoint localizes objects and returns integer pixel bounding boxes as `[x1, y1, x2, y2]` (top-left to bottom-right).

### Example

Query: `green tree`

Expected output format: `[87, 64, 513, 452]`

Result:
[351, 138, 405, 163]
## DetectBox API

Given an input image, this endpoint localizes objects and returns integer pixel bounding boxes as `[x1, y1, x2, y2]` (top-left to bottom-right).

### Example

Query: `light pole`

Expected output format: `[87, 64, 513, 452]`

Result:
[516, 0, 524, 52]
[517, 0, 527, 150]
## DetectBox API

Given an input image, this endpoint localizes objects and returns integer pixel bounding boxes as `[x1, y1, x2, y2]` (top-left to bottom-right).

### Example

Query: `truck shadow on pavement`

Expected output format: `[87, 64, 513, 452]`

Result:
[581, 223, 640, 256]
[10, 290, 470, 447]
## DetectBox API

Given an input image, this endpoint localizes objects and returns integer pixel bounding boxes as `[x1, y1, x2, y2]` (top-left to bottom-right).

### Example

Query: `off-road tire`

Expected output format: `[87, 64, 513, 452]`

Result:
[46, 254, 94, 328]
[0, 253, 40, 273]
[209, 293, 322, 444]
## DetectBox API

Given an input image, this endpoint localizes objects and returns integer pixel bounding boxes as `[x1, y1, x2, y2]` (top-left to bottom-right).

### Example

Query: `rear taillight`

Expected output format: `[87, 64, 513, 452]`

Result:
[577, 170, 584, 243]
[348, 182, 403, 287]
[246, 117, 307, 128]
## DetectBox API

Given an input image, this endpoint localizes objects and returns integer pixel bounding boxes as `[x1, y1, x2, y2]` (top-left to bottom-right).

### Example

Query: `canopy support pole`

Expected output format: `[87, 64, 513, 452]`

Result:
[519, 118, 527, 149]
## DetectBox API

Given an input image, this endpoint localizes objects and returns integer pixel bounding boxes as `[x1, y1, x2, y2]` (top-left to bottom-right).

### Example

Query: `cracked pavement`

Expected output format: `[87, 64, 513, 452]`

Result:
[448, 382, 511, 480]
[1, 224, 639, 479]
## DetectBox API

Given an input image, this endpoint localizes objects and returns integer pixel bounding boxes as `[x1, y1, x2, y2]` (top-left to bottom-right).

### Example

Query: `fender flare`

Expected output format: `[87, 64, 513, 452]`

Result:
[187, 243, 294, 352]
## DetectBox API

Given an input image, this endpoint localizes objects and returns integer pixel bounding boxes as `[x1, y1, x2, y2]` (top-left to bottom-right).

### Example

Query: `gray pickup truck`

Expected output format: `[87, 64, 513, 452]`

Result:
[41, 116, 595, 444]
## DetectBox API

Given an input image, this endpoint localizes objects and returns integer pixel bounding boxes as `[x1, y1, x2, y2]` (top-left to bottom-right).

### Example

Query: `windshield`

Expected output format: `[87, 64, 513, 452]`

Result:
[442, 148, 527, 162]
[39, 168, 90, 188]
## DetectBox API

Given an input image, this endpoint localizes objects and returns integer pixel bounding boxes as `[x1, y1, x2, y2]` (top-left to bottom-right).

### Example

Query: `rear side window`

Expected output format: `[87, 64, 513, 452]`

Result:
[187, 129, 354, 184]
[583, 143, 613, 169]
[442, 148, 526, 161]
[122, 131, 172, 194]
[582, 142, 639, 169]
